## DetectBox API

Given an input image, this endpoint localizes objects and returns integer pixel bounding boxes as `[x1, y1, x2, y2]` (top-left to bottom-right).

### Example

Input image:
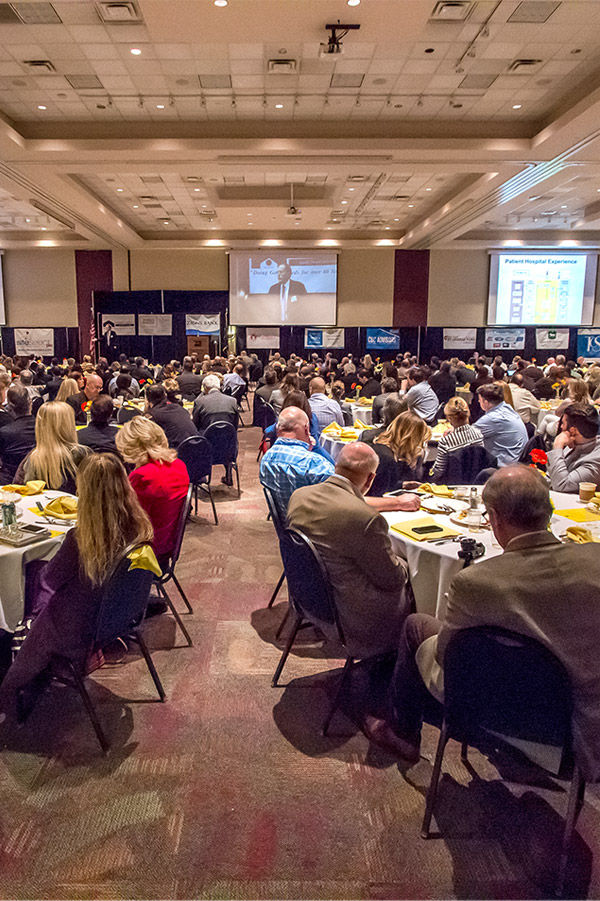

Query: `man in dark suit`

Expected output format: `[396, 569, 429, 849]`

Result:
[66, 372, 104, 425]
[0, 385, 36, 482]
[176, 356, 204, 400]
[192, 374, 238, 433]
[145, 384, 198, 449]
[77, 395, 120, 453]
[268, 263, 307, 321]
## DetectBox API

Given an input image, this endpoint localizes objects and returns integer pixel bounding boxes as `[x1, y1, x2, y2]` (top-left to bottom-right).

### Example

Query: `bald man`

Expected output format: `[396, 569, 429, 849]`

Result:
[287, 442, 414, 659]
[364, 466, 600, 775]
[308, 377, 344, 431]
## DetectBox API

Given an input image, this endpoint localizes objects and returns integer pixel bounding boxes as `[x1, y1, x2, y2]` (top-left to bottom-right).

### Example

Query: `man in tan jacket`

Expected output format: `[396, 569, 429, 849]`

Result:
[364, 465, 600, 779]
[287, 442, 414, 659]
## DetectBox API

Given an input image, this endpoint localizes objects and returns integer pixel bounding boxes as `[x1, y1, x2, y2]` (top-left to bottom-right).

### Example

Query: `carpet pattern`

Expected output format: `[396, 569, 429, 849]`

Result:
[0, 411, 599, 899]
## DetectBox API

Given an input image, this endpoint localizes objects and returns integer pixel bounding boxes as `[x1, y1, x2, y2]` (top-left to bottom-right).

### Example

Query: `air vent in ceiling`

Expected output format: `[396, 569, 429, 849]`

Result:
[330, 73, 364, 88]
[11, 3, 61, 24]
[66, 74, 104, 90]
[508, 1, 560, 23]
[429, 1, 474, 21]
[141, 175, 162, 184]
[185, 176, 203, 183]
[199, 74, 232, 89]
[508, 58, 543, 72]
[0, 5, 20, 23]
[267, 58, 297, 73]
[23, 59, 56, 73]
[330, 209, 347, 217]
[459, 73, 497, 90]
[200, 209, 216, 217]
[392, 194, 410, 200]
[95, 1, 143, 22]
[348, 175, 369, 182]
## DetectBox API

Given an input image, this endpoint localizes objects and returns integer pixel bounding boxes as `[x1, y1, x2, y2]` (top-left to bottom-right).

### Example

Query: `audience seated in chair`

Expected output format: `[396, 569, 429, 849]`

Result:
[192, 374, 239, 433]
[15, 401, 91, 493]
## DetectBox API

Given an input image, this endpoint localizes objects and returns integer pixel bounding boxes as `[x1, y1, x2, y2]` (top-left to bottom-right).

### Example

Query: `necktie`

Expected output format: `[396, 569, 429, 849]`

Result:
[280, 283, 288, 320]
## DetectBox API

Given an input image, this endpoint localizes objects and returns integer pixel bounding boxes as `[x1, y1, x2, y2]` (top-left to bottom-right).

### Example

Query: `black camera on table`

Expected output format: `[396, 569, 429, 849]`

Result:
[457, 537, 485, 567]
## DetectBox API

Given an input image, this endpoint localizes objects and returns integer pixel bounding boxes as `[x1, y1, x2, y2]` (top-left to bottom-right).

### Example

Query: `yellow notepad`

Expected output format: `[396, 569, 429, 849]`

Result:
[554, 508, 600, 523]
[390, 515, 460, 542]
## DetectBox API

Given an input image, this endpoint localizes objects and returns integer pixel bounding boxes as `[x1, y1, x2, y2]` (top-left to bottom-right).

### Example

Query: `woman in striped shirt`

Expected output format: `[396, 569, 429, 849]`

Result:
[431, 396, 484, 484]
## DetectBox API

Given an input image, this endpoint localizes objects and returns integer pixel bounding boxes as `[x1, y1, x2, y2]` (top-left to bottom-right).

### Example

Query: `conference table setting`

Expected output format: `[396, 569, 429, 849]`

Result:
[383, 485, 600, 620]
[0, 484, 77, 632]
[319, 418, 450, 463]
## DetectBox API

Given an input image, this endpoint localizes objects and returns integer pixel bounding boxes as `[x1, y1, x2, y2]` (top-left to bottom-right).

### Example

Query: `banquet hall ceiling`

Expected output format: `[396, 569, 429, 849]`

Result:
[0, 0, 599, 249]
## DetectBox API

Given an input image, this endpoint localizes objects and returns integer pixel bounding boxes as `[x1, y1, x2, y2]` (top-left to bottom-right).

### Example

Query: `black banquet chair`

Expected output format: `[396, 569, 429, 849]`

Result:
[203, 421, 240, 497]
[178, 435, 218, 525]
[23, 541, 166, 755]
[153, 485, 194, 646]
[256, 399, 277, 462]
[263, 485, 286, 616]
[420, 626, 583, 898]
[273, 526, 381, 738]
[441, 445, 497, 484]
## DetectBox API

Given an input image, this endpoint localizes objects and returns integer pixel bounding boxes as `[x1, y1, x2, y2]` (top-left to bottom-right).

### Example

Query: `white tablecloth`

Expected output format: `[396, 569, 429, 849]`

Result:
[0, 490, 74, 632]
[384, 490, 581, 620]
[342, 401, 374, 426]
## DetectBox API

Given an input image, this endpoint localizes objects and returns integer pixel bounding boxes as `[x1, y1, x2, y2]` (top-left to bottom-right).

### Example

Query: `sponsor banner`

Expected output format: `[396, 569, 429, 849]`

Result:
[246, 327, 280, 349]
[14, 327, 54, 356]
[366, 327, 400, 350]
[535, 328, 570, 350]
[485, 327, 525, 350]
[185, 313, 220, 335]
[101, 313, 135, 335]
[577, 328, 600, 359]
[443, 327, 477, 350]
[138, 314, 172, 336]
[304, 327, 345, 349]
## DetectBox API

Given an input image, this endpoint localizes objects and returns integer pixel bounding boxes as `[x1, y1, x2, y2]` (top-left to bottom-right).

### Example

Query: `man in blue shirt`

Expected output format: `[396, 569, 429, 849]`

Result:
[476, 383, 527, 466]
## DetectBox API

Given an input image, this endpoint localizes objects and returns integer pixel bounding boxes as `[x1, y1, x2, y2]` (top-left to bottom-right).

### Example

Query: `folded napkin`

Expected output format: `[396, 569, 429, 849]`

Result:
[390, 515, 459, 542]
[321, 422, 342, 436]
[565, 526, 600, 544]
[1, 480, 45, 496]
[417, 483, 454, 498]
[353, 418, 371, 430]
[554, 507, 600, 523]
[128, 544, 162, 577]
[340, 428, 359, 440]
[356, 397, 373, 406]
[41, 495, 78, 520]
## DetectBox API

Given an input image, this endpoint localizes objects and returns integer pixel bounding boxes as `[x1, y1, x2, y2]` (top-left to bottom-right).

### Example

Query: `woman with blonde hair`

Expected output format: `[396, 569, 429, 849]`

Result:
[537, 377, 592, 442]
[431, 396, 484, 483]
[116, 417, 189, 560]
[56, 377, 79, 403]
[365, 410, 431, 496]
[15, 401, 90, 493]
[0, 453, 155, 724]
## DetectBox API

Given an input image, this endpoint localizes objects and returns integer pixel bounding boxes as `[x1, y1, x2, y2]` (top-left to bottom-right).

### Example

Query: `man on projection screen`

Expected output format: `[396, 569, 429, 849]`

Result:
[269, 263, 307, 322]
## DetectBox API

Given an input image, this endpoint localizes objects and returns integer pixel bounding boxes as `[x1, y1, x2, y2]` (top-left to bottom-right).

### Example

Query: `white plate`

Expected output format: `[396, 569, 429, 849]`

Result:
[420, 498, 468, 515]
[449, 509, 491, 530]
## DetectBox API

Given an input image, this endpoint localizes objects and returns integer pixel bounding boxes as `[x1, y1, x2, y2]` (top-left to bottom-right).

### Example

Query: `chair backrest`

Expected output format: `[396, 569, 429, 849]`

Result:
[281, 527, 343, 640]
[443, 626, 573, 750]
[519, 433, 547, 464]
[178, 435, 212, 482]
[117, 405, 142, 424]
[93, 541, 156, 648]
[203, 421, 238, 465]
[263, 485, 285, 537]
[231, 383, 247, 403]
[444, 444, 497, 484]
[261, 401, 277, 429]
[160, 484, 193, 577]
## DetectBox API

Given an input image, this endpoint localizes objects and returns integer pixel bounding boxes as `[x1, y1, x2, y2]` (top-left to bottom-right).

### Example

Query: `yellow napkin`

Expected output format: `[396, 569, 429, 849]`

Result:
[417, 483, 454, 498]
[554, 508, 600, 523]
[565, 526, 600, 544]
[321, 422, 342, 436]
[128, 544, 162, 577]
[353, 419, 372, 430]
[340, 428, 359, 440]
[357, 397, 373, 406]
[390, 515, 460, 542]
[1, 481, 45, 496]
[41, 495, 78, 520]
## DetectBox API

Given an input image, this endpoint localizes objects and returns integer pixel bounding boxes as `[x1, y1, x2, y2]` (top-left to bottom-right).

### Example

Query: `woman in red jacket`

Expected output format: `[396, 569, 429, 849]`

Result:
[116, 416, 189, 563]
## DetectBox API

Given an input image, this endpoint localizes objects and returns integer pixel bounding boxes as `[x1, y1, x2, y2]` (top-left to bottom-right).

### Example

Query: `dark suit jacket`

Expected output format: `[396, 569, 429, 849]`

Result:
[176, 371, 204, 400]
[192, 390, 239, 432]
[0, 414, 36, 481]
[268, 279, 307, 295]
[77, 421, 120, 453]
[66, 391, 89, 425]
[360, 378, 381, 399]
[147, 400, 198, 449]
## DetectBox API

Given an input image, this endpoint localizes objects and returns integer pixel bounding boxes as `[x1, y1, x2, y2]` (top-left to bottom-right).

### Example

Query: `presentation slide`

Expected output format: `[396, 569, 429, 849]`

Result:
[229, 251, 337, 326]
[488, 252, 597, 326]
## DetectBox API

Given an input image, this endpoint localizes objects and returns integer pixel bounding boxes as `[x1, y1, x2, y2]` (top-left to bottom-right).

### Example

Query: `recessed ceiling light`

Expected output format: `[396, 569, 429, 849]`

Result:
[394, 218, 400, 221]
[347, 0, 360, 5]
[349, 187, 355, 191]
[117, 188, 123, 192]
[163, 220, 170, 225]
[130, 48, 142, 55]
[512, 103, 522, 109]
[37, 104, 46, 110]
[408, 204, 414, 208]
[385, 226, 391, 230]
[275, 103, 283, 108]
[156, 104, 165, 109]
[25, 218, 30, 222]
[41, 227, 46, 230]
[133, 205, 139, 209]
[214, 0, 228, 6]
[341, 200, 348, 204]
[194, 188, 200, 192]
[425, 187, 432, 191]
[561, 204, 567, 208]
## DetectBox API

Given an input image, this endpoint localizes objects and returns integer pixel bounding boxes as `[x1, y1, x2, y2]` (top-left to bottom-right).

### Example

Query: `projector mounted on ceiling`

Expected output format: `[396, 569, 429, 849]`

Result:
[319, 20, 360, 57]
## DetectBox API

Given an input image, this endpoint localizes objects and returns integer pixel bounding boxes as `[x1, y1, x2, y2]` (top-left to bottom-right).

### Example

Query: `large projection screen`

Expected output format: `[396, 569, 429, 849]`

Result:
[488, 251, 597, 326]
[229, 251, 337, 326]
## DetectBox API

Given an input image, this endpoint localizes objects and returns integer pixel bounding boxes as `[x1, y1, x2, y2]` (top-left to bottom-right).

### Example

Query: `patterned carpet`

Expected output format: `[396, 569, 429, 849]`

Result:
[0, 409, 599, 899]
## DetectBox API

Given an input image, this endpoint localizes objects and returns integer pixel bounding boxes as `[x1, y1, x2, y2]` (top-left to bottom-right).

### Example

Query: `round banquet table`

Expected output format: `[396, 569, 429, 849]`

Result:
[0, 489, 76, 632]
[384, 490, 582, 620]
[342, 400, 374, 426]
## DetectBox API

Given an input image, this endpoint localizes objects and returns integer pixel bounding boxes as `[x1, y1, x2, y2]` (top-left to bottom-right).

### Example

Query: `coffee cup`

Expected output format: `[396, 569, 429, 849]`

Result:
[579, 482, 596, 503]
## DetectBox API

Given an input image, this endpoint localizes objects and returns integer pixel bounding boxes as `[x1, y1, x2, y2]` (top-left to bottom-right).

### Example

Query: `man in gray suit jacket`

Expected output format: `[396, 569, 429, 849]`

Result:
[363, 465, 600, 779]
[287, 442, 414, 659]
[192, 374, 238, 433]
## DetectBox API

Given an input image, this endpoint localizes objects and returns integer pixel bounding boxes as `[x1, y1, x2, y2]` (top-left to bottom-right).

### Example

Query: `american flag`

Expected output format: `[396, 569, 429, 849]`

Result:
[89, 316, 96, 361]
